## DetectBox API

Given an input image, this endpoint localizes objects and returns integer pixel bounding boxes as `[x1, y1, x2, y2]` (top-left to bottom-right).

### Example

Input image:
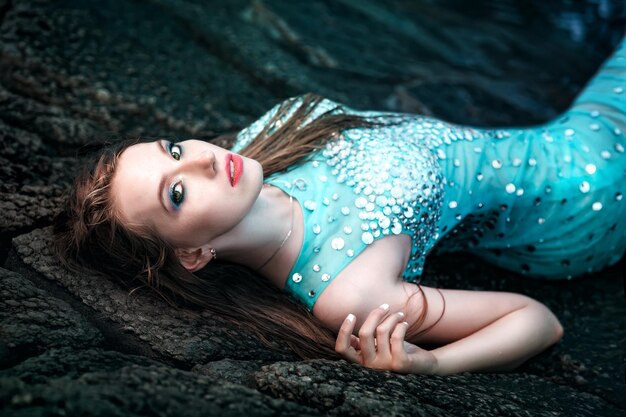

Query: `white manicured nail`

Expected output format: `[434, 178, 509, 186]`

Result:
[402, 321, 409, 326]
[379, 303, 390, 311]
[398, 312, 405, 317]
[346, 314, 355, 322]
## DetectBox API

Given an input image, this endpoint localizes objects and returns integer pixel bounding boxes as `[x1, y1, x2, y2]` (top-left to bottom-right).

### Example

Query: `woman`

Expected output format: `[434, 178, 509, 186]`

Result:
[54, 36, 625, 375]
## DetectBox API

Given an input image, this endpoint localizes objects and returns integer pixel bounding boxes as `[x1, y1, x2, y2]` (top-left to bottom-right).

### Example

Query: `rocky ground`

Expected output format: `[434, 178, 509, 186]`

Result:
[1, 0, 625, 416]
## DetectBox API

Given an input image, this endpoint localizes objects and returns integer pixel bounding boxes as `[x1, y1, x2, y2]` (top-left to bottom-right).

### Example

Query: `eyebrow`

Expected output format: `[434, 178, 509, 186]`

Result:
[157, 141, 169, 213]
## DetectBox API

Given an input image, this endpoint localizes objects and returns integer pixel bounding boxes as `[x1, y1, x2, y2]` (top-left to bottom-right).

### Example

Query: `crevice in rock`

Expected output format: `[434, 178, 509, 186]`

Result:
[0, 222, 55, 266]
[3, 249, 192, 372]
[0, 343, 44, 371]
[0, 0, 12, 26]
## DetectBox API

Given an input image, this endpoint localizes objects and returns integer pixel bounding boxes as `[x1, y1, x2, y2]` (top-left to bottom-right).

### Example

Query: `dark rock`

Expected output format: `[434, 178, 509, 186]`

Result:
[12, 227, 294, 364]
[0, 347, 156, 385]
[1, 0, 625, 415]
[193, 358, 267, 386]
[0, 185, 66, 236]
[254, 359, 624, 416]
[0, 267, 103, 368]
[0, 348, 320, 417]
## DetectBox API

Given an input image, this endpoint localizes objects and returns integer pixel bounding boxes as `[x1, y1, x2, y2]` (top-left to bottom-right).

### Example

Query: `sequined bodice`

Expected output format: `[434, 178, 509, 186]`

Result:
[231, 38, 626, 311]
[263, 128, 446, 309]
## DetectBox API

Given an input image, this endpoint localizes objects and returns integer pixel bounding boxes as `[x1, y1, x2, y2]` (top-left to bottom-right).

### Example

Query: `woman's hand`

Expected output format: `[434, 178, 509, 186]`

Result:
[335, 303, 439, 375]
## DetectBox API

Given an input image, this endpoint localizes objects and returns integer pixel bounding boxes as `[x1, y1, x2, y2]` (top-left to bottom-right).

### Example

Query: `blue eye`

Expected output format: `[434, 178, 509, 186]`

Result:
[169, 180, 184, 209]
[167, 142, 183, 160]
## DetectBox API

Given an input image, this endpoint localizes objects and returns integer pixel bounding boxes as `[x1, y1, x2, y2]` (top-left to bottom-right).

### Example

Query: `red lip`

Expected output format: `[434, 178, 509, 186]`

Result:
[226, 154, 243, 187]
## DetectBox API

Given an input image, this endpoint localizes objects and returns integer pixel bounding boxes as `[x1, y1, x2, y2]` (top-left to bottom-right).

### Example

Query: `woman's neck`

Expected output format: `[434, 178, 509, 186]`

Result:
[209, 184, 303, 289]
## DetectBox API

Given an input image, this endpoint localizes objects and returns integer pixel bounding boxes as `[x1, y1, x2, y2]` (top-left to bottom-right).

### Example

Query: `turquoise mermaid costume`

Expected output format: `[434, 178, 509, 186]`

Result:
[232, 37, 626, 311]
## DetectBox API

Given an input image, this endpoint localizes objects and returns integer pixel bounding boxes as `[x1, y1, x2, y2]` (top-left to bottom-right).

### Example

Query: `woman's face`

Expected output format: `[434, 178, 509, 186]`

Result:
[111, 139, 264, 249]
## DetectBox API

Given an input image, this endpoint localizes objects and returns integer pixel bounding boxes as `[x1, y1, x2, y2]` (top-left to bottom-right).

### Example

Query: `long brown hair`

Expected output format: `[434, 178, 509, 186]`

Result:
[53, 93, 432, 359]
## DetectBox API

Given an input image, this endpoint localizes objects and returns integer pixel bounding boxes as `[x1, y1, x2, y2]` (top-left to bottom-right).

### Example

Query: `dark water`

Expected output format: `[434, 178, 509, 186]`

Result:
[438, 0, 626, 47]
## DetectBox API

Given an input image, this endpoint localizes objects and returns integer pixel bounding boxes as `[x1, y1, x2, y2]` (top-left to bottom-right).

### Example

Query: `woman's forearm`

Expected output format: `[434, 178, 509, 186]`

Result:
[429, 302, 564, 375]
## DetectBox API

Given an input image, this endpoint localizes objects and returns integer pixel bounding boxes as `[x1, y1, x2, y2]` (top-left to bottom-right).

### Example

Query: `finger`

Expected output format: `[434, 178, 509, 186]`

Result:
[335, 314, 360, 363]
[390, 321, 410, 367]
[350, 335, 361, 351]
[358, 303, 391, 364]
[375, 312, 406, 358]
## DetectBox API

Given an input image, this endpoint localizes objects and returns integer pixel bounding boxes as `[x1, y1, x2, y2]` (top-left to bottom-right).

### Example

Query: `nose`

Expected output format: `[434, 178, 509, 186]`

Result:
[183, 150, 216, 175]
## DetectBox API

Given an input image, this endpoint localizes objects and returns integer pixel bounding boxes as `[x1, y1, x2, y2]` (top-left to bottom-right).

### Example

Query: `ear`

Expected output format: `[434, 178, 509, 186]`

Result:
[175, 245, 213, 272]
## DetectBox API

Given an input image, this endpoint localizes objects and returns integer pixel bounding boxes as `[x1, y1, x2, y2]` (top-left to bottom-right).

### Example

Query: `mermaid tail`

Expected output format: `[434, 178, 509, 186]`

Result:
[444, 35, 626, 278]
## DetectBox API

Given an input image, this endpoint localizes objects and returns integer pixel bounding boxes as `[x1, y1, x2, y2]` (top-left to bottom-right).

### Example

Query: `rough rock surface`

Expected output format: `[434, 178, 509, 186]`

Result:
[1, 0, 625, 416]
[0, 267, 103, 368]
[0, 348, 319, 417]
[11, 228, 294, 363]
[254, 359, 623, 416]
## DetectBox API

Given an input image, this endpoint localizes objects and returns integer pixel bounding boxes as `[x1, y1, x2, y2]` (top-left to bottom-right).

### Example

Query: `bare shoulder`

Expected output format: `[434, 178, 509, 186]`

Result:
[312, 234, 412, 330]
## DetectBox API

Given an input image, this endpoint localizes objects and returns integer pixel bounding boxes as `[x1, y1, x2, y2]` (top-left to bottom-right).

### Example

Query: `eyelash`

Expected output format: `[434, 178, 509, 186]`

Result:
[167, 141, 183, 160]
[166, 141, 184, 209]
[169, 180, 184, 209]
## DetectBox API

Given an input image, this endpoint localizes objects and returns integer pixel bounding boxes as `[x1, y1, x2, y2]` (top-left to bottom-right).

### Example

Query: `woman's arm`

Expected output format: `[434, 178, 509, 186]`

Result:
[330, 283, 564, 375]
[429, 298, 564, 374]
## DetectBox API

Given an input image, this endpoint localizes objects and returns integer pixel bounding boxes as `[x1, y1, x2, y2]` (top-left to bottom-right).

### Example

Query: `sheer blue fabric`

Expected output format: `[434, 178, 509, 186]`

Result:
[232, 37, 626, 311]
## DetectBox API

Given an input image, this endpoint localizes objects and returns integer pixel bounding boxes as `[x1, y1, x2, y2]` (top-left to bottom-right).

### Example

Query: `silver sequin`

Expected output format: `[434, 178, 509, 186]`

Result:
[331, 237, 345, 250]
[361, 232, 374, 244]
[579, 181, 590, 193]
[292, 273, 302, 283]
[355, 197, 367, 208]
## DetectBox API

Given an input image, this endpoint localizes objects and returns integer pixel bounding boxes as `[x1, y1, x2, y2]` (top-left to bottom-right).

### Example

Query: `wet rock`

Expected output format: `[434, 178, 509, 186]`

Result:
[0, 267, 103, 368]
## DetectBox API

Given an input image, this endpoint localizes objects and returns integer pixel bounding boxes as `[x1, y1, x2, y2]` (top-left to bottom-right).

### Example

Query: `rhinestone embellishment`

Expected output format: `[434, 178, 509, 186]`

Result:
[331, 237, 345, 250]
